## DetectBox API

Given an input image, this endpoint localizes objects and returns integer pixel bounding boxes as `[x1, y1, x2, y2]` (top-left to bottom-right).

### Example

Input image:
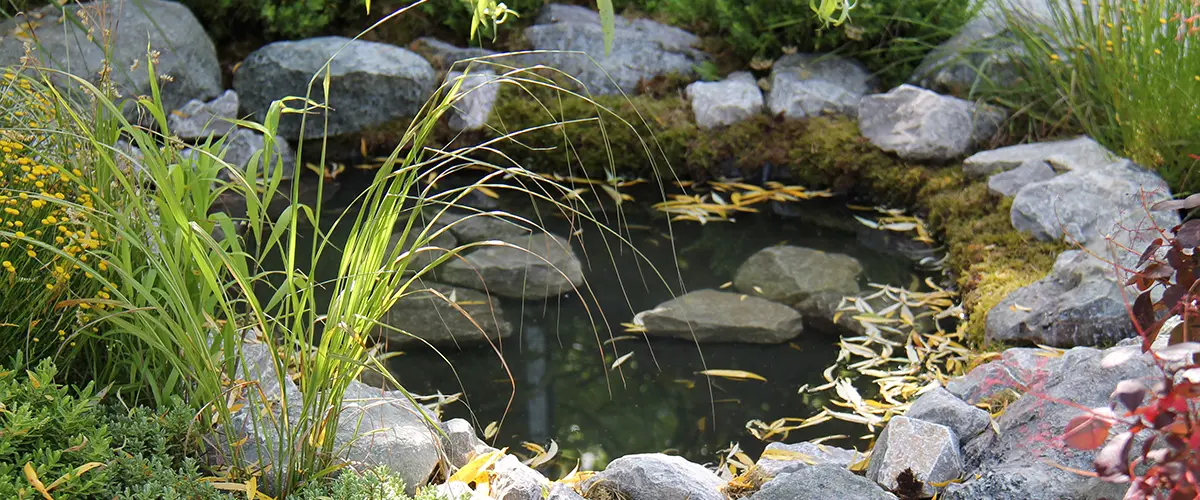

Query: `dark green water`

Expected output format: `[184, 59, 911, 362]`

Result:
[261, 172, 924, 475]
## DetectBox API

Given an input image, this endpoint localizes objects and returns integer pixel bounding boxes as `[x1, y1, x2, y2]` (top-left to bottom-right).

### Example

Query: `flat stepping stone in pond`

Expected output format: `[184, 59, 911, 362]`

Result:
[734, 246, 863, 322]
[387, 222, 458, 275]
[438, 232, 584, 299]
[633, 289, 804, 343]
[380, 283, 511, 347]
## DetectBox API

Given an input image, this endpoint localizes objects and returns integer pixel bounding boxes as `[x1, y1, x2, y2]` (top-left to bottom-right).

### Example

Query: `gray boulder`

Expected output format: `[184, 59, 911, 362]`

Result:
[387, 221, 458, 274]
[381, 283, 512, 347]
[753, 441, 864, 480]
[733, 246, 863, 322]
[906, 387, 991, 441]
[987, 161, 1056, 197]
[751, 465, 897, 500]
[685, 72, 764, 129]
[219, 343, 441, 494]
[0, 0, 221, 115]
[945, 347, 1057, 404]
[234, 36, 435, 139]
[439, 232, 584, 299]
[963, 136, 1117, 178]
[942, 344, 1157, 500]
[1010, 159, 1173, 247]
[440, 211, 535, 244]
[633, 289, 805, 343]
[857, 85, 1005, 161]
[866, 416, 963, 498]
[521, 4, 706, 94]
[411, 37, 496, 70]
[491, 455, 551, 500]
[202, 127, 297, 182]
[582, 453, 725, 500]
[548, 484, 587, 499]
[439, 418, 496, 469]
[986, 249, 1134, 347]
[766, 53, 873, 119]
[446, 70, 500, 131]
[169, 90, 240, 140]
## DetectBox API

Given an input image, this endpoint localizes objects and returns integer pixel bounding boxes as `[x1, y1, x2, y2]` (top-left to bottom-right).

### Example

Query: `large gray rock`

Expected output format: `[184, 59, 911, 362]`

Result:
[986, 249, 1134, 347]
[633, 289, 805, 343]
[685, 72, 764, 129]
[169, 90, 239, 140]
[234, 37, 435, 139]
[766, 53, 873, 119]
[219, 343, 441, 494]
[753, 441, 865, 480]
[945, 347, 1057, 404]
[911, 0, 1060, 95]
[411, 37, 496, 70]
[439, 418, 496, 469]
[0, 0, 221, 115]
[446, 70, 500, 131]
[942, 344, 1157, 500]
[857, 85, 1005, 161]
[733, 246, 863, 321]
[987, 161, 1056, 197]
[866, 416, 963, 498]
[1010, 159, 1174, 247]
[963, 136, 1117, 178]
[440, 211, 535, 244]
[582, 453, 725, 500]
[202, 127, 297, 182]
[906, 387, 991, 441]
[490, 455, 551, 500]
[382, 283, 512, 347]
[750, 465, 897, 500]
[387, 221, 458, 274]
[521, 4, 706, 94]
[439, 232, 584, 299]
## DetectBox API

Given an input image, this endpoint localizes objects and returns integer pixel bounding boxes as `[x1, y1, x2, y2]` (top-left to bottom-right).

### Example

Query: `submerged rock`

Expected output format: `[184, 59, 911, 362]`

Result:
[857, 85, 1004, 162]
[634, 289, 804, 343]
[942, 343, 1156, 500]
[733, 245, 863, 324]
[380, 283, 512, 347]
[582, 453, 725, 500]
[520, 4, 706, 94]
[766, 53, 873, 119]
[905, 387, 991, 442]
[0, 0, 221, 115]
[235, 36, 434, 139]
[438, 232, 584, 299]
[686, 72, 764, 129]
[169, 90, 240, 140]
[865, 416, 963, 498]
[751, 465, 897, 500]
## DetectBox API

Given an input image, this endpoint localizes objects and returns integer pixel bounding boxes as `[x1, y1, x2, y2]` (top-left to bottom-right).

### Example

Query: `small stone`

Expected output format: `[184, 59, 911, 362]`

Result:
[753, 442, 865, 480]
[945, 347, 1056, 404]
[733, 245, 862, 323]
[685, 72, 764, 129]
[490, 455, 550, 500]
[582, 453, 725, 500]
[865, 416, 963, 498]
[766, 53, 873, 119]
[234, 36, 435, 139]
[446, 70, 500, 131]
[633, 289, 804, 343]
[433, 481, 491, 500]
[750, 465, 897, 500]
[169, 90, 240, 140]
[906, 387, 991, 441]
[963, 136, 1116, 178]
[987, 161, 1056, 197]
[439, 211, 535, 244]
[439, 232, 584, 299]
[857, 84, 1005, 161]
[547, 483, 587, 499]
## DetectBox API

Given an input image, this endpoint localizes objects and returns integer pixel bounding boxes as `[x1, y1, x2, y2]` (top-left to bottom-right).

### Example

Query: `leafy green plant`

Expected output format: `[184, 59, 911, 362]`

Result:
[993, 0, 1200, 192]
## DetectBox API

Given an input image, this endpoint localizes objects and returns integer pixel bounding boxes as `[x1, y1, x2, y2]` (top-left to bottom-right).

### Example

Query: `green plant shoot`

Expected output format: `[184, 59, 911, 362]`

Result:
[810, 0, 855, 27]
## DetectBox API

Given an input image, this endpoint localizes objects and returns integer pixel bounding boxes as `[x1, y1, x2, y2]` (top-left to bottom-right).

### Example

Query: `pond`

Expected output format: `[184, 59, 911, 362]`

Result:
[259, 171, 928, 476]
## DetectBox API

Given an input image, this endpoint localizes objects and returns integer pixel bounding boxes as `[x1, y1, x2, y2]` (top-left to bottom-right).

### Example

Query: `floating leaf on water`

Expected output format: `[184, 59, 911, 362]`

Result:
[853, 215, 880, 229]
[483, 421, 499, 439]
[524, 440, 559, 468]
[610, 352, 634, 370]
[719, 281, 734, 289]
[699, 369, 767, 382]
[881, 222, 918, 232]
[674, 379, 696, 389]
[603, 335, 641, 345]
[697, 416, 707, 433]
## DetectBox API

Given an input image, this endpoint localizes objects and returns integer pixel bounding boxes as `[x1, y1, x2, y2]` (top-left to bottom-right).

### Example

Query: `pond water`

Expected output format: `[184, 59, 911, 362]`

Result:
[259, 171, 926, 475]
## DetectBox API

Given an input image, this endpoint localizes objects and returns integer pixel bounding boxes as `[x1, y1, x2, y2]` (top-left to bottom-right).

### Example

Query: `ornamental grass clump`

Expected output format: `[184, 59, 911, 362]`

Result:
[996, 0, 1200, 192]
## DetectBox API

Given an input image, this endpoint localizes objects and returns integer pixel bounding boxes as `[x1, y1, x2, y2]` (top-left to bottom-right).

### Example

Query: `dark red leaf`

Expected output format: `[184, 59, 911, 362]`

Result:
[1064, 412, 1113, 450]
[1112, 380, 1147, 412]
[1093, 430, 1133, 482]
[1138, 238, 1164, 267]
[1162, 285, 1188, 312]
[1132, 292, 1155, 334]
[1141, 262, 1175, 280]
[1151, 193, 1200, 212]
[1177, 220, 1200, 248]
